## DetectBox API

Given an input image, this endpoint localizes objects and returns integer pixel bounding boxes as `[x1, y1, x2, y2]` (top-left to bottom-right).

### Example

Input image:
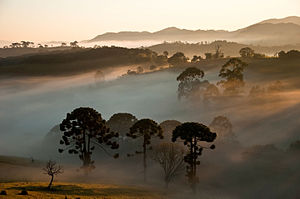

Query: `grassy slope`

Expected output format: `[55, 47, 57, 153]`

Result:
[0, 155, 43, 167]
[0, 156, 165, 198]
[0, 47, 72, 58]
[0, 47, 162, 76]
[0, 182, 165, 199]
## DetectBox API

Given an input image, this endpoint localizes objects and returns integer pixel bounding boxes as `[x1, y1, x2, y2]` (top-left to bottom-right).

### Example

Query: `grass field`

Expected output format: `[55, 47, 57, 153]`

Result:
[0, 182, 166, 199]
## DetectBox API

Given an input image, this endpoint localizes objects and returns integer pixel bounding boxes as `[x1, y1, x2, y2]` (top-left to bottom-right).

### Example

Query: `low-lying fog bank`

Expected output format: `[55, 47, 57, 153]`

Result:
[0, 65, 299, 154]
[0, 64, 299, 198]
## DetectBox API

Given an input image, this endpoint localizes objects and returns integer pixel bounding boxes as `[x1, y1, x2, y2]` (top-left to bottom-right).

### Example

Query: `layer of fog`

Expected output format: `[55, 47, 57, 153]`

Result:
[1, 65, 299, 152]
[0, 64, 299, 198]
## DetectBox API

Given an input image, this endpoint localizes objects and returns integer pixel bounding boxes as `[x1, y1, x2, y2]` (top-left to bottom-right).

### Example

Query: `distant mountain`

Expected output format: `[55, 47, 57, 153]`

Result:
[259, 16, 300, 26]
[231, 23, 300, 45]
[87, 16, 300, 46]
[89, 27, 230, 42]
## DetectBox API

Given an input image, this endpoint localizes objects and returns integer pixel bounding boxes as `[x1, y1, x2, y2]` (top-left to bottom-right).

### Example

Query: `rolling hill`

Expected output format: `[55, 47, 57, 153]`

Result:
[87, 16, 300, 46]
[148, 40, 300, 58]
[259, 16, 300, 26]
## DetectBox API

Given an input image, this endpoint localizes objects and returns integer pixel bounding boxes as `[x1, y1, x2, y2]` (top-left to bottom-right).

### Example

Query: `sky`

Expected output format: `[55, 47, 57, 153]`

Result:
[0, 0, 299, 42]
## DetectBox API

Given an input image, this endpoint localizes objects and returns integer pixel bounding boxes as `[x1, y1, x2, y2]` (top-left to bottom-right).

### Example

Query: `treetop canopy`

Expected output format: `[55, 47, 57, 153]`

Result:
[172, 122, 216, 143]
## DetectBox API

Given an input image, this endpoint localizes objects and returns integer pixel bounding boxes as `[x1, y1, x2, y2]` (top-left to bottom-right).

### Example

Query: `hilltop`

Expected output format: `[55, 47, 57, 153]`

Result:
[87, 16, 300, 46]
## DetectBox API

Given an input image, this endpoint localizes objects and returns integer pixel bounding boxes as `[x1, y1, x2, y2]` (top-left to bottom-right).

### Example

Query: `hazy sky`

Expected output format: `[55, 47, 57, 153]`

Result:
[0, 0, 299, 42]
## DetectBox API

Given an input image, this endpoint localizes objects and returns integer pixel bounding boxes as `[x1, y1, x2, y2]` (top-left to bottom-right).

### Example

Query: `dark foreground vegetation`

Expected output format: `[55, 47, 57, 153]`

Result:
[0, 46, 167, 76]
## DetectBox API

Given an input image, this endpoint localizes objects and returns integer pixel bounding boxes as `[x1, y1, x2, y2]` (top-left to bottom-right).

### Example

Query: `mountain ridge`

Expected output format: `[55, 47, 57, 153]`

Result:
[87, 16, 300, 46]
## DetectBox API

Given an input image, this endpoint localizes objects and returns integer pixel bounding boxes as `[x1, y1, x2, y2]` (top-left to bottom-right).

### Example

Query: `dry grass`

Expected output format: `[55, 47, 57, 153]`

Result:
[0, 182, 166, 199]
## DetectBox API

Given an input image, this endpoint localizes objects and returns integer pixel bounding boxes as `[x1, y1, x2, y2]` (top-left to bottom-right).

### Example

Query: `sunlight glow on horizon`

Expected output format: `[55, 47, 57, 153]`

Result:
[0, 0, 299, 42]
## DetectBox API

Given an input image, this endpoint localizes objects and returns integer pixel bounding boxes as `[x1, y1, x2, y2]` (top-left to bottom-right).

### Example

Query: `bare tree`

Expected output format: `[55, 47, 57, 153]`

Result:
[213, 45, 224, 59]
[152, 143, 185, 188]
[43, 160, 63, 190]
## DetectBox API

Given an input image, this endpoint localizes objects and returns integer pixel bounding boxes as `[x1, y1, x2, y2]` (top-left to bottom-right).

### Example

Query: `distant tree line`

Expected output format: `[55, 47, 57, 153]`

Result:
[278, 50, 300, 59]
[3, 40, 80, 49]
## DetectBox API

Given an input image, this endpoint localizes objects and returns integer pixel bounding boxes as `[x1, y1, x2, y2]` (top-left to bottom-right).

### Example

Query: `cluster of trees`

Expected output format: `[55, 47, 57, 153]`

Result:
[176, 67, 209, 99]
[158, 45, 283, 70]
[3, 41, 80, 49]
[4, 41, 35, 48]
[204, 45, 225, 60]
[176, 56, 289, 100]
[248, 80, 284, 97]
[166, 45, 225, 67]
[217, 58, 247, 95]
[57, 107, 217, 191]
[69, 41, 79, 48]
[176, 58, 247, 99]
[278, 50, 300, 59]
[167, 52, 188, 66]
[124, 66, 145, 76]
[0, 46, 172, 76]
[239, 47, 266, 58]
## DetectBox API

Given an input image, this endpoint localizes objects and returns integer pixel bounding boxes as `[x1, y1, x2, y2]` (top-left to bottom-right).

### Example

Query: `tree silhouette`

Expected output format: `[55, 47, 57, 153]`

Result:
[163, 51, 169, 57]
[289, 140, 300, 152]
[20, 41, 34, 48]
[176, 67, 207, 99]
[59, 107, 119, 173]
[277, 50, 300, 59]
[107, 113, 138, 137]
[249, 85, 265, 97]
[168, 52, 188, 67]
[159, 120, 181, 141]
[37, 44, 44, 48]
[107, 113, 138, 156]
[191, 55, 202, 63]
[126, 119, 163, 181]
[203, 83, 220, 100]
[217, 58, 247, 95]
[172, 122, 216, 192]
[9, 42, 21, 48]
[213, 45, 224, 59]
[70, 41, 79, 48]
[204, 53, 212, 60]
[209, 116, 234, 141]
[149, 65, 157, 70]
[239, 47, 254, 58]
[152, 143, 185, 188]
[43, 160, 63, 190]
[137, 66, 144, 73]
[267, 80, 283, 93]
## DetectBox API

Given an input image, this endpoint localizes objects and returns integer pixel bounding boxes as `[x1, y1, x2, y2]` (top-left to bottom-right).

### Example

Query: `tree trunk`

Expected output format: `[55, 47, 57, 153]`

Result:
[192, 137, 197, 194]
[82, 152, 91, 176]
[143, 136, 147, 182]
[165, 180, 169, 189]
[48, 175, 54, 190]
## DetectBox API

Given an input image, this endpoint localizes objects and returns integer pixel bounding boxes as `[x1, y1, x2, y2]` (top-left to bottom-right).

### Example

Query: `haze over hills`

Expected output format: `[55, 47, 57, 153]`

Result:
[148, 40, 300, 58]
[87, 16, 300, 46]
[259, 16, 300, 26]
